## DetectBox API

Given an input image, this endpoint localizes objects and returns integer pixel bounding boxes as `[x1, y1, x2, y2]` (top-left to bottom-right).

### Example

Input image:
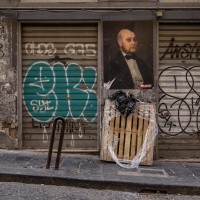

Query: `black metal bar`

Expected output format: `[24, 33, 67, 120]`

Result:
[55, 117, 66, 170]
[46, 117, 66, 170]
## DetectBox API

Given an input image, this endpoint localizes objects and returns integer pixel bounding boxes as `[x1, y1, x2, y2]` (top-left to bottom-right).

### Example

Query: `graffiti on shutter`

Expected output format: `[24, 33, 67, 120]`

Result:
[22, 24, 98, 149]
[158, 23, 200, 158]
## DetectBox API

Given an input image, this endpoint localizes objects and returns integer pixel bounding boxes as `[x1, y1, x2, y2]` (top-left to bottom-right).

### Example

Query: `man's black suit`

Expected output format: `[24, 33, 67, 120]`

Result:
[104, 51, 153, 89]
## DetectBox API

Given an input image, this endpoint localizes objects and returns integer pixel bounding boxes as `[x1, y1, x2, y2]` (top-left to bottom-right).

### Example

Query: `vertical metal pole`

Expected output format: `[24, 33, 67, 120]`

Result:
[46, 118, 57, 169]
[55, 118, 66, 170]
[46, 117, 65, 169]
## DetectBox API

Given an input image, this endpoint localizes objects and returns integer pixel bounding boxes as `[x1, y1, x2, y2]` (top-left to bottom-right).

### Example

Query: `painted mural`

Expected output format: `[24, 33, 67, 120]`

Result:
[103, 21, 154, 90]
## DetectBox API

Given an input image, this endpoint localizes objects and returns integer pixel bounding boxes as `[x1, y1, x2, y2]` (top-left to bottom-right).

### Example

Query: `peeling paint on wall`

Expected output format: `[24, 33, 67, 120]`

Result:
[0, 94, 16, 123]
[0, 17, 10, 84]
[0, 16, 17, 145]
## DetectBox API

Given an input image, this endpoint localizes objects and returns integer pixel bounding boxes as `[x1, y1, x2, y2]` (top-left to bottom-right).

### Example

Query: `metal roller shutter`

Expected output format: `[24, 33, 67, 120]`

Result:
[22, 23, 98, 150]
[158, 22, 200, 159]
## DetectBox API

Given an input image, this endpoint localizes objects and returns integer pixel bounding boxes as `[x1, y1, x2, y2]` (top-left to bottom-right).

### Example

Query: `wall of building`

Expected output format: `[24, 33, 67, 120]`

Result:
[0, 0, 200, 158]
[0, 15, 17, 149]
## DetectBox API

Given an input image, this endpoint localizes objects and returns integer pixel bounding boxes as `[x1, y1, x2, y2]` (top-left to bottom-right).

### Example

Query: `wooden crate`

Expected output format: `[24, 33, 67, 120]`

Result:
[100, 99, 155, 166]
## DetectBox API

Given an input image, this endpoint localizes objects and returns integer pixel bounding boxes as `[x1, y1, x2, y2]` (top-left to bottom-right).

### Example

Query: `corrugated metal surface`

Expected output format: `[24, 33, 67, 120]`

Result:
[160, 0, 199, 2]
[21, 0, 97, 2]
[22, 23, 98, 150]
[158, 22, 200, 158]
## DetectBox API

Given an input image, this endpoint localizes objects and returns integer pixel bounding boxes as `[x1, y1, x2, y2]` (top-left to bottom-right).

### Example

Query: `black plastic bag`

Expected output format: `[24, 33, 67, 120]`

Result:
[109, 91, 138, 117]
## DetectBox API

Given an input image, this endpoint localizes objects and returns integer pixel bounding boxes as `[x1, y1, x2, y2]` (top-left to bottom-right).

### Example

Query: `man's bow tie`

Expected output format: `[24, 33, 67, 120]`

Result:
[125, 54, 134, 60]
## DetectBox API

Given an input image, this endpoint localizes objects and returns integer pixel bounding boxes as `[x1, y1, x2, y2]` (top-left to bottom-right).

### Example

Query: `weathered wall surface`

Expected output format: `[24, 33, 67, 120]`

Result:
[0, 16, 17, 149]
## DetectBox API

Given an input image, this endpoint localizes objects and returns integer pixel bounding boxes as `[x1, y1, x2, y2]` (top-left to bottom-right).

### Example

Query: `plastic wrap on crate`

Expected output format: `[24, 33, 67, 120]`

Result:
[101, 97, 158, 169]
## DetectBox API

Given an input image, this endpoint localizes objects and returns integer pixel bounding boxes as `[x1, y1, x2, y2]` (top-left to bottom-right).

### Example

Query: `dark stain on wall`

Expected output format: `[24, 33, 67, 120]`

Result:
[0, 16, 17, 147]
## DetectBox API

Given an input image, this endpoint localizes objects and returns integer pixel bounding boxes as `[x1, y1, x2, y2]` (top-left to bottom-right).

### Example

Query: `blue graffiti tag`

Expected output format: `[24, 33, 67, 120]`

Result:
[23, 61, 97, 122]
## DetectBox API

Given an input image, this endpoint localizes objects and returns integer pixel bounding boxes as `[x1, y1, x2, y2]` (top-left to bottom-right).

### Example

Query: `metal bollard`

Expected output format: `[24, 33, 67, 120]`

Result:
[46, 117, 66, 170]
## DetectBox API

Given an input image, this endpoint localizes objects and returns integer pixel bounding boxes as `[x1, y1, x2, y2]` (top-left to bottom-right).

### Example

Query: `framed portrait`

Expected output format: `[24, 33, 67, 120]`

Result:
[103, 21, 154, 90]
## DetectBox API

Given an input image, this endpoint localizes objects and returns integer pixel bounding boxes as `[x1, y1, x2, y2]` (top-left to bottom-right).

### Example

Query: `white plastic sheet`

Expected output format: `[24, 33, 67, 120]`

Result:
[103, 98, 158, 169]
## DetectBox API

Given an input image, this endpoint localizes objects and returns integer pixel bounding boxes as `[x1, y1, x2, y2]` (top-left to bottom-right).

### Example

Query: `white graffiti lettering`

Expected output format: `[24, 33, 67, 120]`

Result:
[24, 62, 97, 123]
[25, 42, 96, 57]
[64, 43, 76, 55]
[85, 44, 96, 57]
[29, 66, 50, 91]
[30, 100, 54, 112]
[25, 42, 57, 56]
[64, 43, 96, 56]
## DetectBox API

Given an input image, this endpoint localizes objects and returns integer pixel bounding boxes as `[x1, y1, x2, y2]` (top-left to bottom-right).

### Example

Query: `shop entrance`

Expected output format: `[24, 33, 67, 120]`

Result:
[22, 23, 99, 151]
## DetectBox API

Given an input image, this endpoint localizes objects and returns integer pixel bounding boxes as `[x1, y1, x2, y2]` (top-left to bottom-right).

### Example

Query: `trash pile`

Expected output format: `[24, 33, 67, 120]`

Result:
[109, 90, 139, 117]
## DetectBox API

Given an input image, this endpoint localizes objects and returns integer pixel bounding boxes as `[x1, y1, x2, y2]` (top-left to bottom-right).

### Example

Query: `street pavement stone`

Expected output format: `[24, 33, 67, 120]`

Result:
[0, 149, 199, 195]
[0, 153, 18, 166]
[183, 163, 200, 180]
[139, 193, 200, 200]
[0, 182, 199, 200]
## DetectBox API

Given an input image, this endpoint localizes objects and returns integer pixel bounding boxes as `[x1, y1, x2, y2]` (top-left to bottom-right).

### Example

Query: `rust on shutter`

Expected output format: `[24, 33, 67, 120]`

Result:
[22, 23, 98, 151]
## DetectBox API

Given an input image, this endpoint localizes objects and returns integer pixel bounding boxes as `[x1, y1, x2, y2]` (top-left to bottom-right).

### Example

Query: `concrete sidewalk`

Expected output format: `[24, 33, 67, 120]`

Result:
[0, 149, 199, 195]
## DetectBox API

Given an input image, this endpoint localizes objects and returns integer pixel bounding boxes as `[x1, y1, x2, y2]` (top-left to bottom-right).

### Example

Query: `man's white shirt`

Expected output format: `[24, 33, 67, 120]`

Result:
[122, 52, 143, 89]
